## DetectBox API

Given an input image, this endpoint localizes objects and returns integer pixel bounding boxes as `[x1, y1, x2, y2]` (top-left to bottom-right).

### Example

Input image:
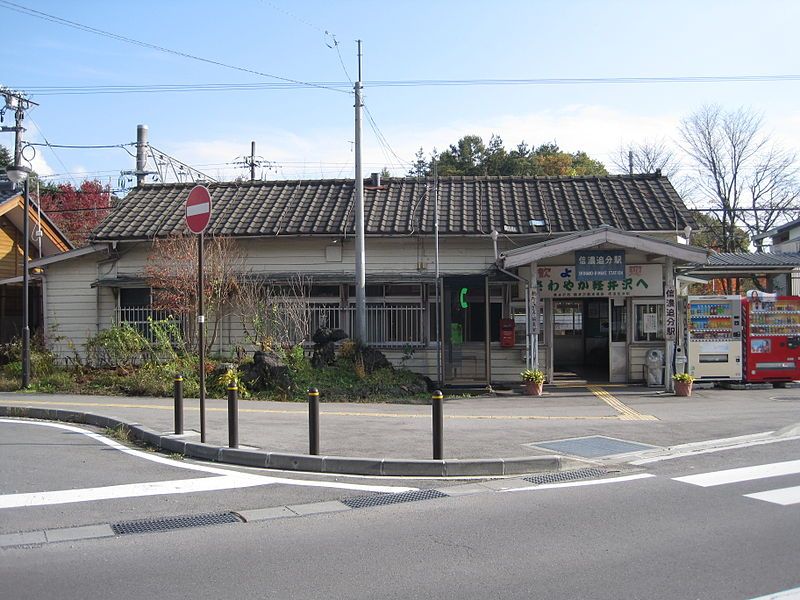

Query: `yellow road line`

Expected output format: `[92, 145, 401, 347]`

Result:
[586, 385, 658, 421]
[0, 398, 619, 421]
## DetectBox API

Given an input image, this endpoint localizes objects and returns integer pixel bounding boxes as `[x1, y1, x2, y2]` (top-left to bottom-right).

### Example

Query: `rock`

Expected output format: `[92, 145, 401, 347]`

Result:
[330, 329, 348, 342]
[358, 346, 391, 373]
[239, 350, 291, 392]
[311, 341, 337, 369]
[312, 328, 333, 344]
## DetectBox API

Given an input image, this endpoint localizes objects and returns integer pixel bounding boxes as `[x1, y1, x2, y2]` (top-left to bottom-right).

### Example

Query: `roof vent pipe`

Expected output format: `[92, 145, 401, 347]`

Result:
[371, 172, 380, 187]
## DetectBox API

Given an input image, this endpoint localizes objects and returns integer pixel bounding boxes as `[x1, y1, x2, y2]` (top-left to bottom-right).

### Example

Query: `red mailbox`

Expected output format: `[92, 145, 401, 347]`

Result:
[500, 318, 515, 348]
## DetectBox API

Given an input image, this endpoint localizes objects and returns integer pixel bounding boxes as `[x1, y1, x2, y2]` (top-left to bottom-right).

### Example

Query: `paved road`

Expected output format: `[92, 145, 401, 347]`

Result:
[2, 436, 799, 599]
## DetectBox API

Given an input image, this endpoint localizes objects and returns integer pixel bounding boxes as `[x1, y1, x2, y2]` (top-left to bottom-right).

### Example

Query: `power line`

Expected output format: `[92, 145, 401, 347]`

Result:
[11, 74, 800, 96]
[0, 0, 348, 95]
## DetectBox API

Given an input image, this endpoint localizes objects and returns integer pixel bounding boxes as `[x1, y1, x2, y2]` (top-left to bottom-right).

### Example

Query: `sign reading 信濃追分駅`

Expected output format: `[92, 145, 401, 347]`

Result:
[535, 264, 662, 298]
[575, 250, 625, 281]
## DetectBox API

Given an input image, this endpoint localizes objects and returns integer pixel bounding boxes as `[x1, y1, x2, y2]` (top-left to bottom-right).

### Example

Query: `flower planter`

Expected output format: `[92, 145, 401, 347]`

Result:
[524, 381, 544, 396]
[674, 380, 693, 397]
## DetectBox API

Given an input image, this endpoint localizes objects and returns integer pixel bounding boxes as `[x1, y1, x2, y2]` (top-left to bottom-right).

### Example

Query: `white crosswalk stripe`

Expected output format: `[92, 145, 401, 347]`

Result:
[673, 459, 800, 506]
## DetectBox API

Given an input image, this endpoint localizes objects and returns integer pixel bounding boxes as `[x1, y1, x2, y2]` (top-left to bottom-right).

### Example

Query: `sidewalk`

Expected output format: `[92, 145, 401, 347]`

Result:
[2, 385, 799, 469]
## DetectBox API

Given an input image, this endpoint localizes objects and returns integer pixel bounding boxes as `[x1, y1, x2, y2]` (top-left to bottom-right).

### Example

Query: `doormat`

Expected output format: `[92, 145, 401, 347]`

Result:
[524, 435, 659, 458]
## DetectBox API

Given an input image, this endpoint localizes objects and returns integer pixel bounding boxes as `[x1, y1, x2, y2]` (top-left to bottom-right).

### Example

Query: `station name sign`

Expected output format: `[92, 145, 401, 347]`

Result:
[535, 264, 662, 298]
[575, 250, 625, 281]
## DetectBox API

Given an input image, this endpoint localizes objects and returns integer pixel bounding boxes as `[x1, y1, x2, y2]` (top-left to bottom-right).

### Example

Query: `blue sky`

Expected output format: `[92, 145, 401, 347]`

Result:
[3, 0, 800, 191]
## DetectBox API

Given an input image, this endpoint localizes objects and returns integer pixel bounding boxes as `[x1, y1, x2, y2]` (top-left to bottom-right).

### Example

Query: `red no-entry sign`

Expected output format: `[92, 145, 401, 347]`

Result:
[185, 185, 212, 234]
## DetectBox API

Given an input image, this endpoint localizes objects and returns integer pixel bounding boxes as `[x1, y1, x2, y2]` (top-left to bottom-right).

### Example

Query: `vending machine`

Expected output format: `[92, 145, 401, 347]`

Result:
[687, 295, 743, 380]
[743, 292, 800, 383]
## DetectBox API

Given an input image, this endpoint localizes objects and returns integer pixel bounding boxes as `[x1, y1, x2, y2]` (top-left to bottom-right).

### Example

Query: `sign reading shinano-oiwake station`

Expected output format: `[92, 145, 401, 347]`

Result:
[575, 250, 626, 281]
[535, 264, 662, 298]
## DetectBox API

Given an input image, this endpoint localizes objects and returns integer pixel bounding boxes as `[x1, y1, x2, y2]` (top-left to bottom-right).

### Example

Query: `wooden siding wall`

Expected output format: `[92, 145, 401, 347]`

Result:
[0, 217, 22, 279]
[45, 254, 101, 359]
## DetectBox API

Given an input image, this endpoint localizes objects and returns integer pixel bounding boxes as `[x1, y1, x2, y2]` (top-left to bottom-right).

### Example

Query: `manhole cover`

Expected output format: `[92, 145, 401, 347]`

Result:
[525, 436, 659, 458]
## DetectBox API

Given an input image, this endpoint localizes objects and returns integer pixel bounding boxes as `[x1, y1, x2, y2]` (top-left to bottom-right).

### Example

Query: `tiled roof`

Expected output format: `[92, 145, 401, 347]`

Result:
[91, 174, 695, 241]
[705, 252, 800, 267]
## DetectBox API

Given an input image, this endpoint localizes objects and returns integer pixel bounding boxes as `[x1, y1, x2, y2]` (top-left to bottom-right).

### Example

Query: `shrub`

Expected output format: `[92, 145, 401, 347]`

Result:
[86, 325, 148, 368]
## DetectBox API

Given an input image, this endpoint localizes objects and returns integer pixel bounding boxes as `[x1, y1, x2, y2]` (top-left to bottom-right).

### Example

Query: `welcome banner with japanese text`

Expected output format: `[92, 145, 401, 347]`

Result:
[535, 264, 663, 298]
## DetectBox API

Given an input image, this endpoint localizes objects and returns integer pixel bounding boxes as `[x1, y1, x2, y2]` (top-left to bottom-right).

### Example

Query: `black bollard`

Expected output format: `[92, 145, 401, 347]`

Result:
[227, 383, 238, 449]
[308, 387, 320, 455]
[432, 390, 444, 460]
[173, 374, 184, 435]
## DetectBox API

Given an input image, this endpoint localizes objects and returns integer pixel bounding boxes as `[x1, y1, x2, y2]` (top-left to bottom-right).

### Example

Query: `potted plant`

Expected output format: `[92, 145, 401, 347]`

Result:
[521, 368, 546, 396]
[673, 372, 695, 397]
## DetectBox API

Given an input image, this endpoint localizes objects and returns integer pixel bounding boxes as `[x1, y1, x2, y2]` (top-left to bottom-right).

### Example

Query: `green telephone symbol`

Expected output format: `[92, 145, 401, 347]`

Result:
[459, 287, 469, 309]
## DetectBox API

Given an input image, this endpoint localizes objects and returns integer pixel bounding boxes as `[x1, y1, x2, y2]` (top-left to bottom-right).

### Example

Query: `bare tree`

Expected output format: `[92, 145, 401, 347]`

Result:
[144, 234, 245, 353]
[679, 105, 800, 252]
[613, 138, 681, 178]
[235, 274, 312, 352]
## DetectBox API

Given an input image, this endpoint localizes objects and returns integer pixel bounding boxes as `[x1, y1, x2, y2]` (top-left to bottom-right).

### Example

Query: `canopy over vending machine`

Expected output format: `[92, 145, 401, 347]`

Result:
[687, 295, 743, 380]
[743, 292, 800, 383]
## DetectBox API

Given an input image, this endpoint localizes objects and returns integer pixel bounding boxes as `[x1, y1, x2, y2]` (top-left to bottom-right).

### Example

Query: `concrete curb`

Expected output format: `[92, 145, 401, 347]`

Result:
[0, 405, 570, 477]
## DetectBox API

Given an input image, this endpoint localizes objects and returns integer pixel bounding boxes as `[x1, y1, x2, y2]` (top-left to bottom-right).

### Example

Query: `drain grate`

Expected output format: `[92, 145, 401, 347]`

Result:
[342, 489, 449, 509]
[111, 511, 242, 535]
[522, 467, 608, 485]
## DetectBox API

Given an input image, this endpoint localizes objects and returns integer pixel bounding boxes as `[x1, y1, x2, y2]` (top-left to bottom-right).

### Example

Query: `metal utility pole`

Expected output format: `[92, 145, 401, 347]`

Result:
[433, 159, 442, 387]
[1, 88, 37, 389]
[354, 40, 367, 344]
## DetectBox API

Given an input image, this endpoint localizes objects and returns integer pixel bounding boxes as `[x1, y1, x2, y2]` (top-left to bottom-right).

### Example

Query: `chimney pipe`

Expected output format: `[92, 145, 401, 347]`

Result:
[136, 124, 149, 187]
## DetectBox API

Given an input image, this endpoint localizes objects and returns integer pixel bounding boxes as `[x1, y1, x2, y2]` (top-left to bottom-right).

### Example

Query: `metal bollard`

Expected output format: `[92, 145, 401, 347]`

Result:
[308, 387, 320, 455]
[432, 389, 444, 460]
[227, 383, 238, 449]
[173, 374, 184, 435]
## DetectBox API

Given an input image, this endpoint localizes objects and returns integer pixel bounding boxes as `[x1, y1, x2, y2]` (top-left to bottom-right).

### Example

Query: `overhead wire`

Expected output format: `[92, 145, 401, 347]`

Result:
[0, 0, 348, 95]
[11, 74, 800, 96]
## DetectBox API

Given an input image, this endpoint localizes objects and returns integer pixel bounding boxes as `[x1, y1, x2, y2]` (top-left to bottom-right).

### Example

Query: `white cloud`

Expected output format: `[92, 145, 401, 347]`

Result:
[156, 104, 800, 182]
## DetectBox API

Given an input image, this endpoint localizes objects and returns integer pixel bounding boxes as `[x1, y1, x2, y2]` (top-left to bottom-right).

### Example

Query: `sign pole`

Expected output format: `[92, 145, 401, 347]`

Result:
[198, 231, 206, 443]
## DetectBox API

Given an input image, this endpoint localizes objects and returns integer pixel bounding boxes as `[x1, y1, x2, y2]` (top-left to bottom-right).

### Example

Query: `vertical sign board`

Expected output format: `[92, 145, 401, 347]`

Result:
[185, 185, 212, 443]
[576, 250, 625, 281]
[664, 284, 677, 341]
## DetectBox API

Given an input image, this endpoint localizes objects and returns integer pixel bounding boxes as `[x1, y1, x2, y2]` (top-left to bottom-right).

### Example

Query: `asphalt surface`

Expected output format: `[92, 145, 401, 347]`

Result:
[2, 385, 799, 461]
[2, 437, 799, 599]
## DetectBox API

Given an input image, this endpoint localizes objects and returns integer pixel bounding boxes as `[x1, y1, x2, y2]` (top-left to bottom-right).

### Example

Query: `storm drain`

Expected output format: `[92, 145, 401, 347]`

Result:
[522, 467, 608, 485]
[342, 489, 449, 509]
[111, 511, 242, 535]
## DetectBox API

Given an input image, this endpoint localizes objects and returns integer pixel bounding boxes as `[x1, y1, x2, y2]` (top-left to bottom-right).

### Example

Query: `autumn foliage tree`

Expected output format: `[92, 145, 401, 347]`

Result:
[39, 180, 113, 246]
[144, 234, 245, 353]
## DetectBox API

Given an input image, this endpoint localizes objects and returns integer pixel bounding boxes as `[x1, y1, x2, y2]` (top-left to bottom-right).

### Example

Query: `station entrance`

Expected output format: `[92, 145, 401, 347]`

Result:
[552, 298, 627, 383]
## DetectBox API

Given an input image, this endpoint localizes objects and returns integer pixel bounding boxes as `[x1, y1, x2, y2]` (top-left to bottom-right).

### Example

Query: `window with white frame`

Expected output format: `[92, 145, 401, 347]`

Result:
[634, 301, 664, 342]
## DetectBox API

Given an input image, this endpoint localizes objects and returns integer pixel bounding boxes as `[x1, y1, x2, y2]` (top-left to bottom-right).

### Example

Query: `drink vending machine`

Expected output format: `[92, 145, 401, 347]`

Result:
[686, 295, 743, 380]
[742, 292, 800, 383]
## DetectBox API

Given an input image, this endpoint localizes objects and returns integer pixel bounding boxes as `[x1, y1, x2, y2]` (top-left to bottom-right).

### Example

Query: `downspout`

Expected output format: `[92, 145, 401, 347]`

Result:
[491, 231, 532, 370]
[40, 273, 48, 349]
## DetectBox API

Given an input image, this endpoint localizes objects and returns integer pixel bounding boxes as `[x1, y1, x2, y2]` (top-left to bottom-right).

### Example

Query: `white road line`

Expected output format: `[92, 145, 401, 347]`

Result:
[749, 586, 800, 599]
[501, 473, 655, 493]
[0, 419, 416, 508]
[672, 459, 800, 487]
[630, 433, 800, 465]
[745, 485, 800, 507]
[0, 475, 267, 509]
[0, 418, 234, 476]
